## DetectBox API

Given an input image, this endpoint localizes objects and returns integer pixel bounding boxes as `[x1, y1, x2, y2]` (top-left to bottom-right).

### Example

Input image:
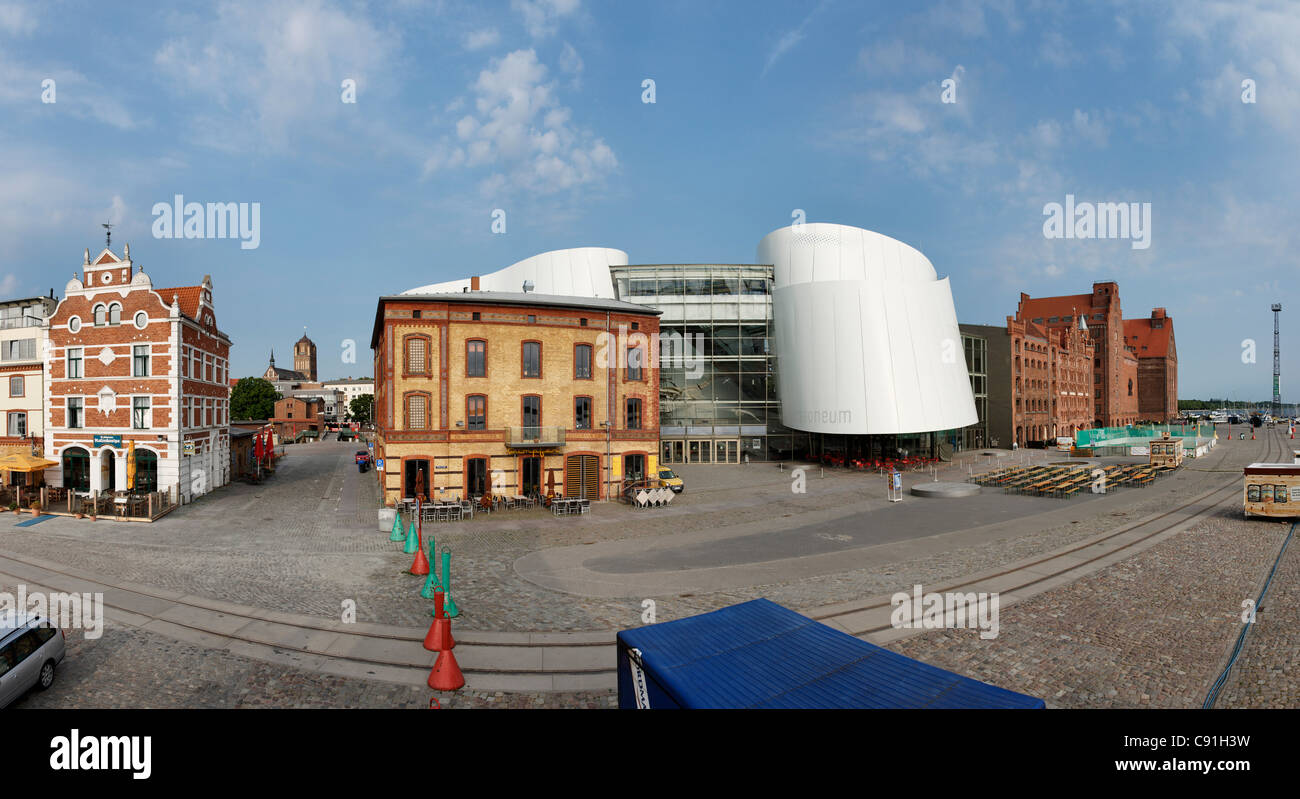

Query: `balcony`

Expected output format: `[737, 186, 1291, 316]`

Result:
[505, 425, 566, 448]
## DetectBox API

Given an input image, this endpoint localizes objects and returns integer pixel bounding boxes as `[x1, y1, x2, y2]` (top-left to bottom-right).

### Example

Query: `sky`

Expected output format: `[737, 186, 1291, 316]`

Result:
[1, 0, 1298, 400]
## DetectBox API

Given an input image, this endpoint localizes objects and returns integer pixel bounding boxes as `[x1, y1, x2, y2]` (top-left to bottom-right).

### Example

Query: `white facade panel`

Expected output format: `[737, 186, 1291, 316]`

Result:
[403, 247, 624, 298]
[761, 223, 977, 435]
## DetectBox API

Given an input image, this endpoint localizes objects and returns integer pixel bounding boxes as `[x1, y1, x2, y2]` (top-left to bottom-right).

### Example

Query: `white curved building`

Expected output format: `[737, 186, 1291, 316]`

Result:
[758, 223, 977, 435]
[403, 246, 624, 298]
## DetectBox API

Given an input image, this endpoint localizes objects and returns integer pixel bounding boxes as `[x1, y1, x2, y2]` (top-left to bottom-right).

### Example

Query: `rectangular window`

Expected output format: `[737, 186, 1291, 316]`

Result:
[406, 394, 427, 430]
[522, 395, 541, 429]
[133, 345, 150, 377]
[575, 397, 591, 430]
[133, 396, 151, 429]
[67, 397, 84, 429]
[626, 398, 642, 430]
[1, 339, 35, 361]
[406, 337, 427, 374]
[8, 375, 22, 397]
[467, 395, 486, 430]
[522, 342, 541, 378]
[574, 344, 592, 379]
[466, 340, 486, 377]
[627, 347, 643, 380]
[205, 355, 213, 382]
[192, 349, 200, 377]
[67, 347, 83, 379]
[7, 411, 25, 437]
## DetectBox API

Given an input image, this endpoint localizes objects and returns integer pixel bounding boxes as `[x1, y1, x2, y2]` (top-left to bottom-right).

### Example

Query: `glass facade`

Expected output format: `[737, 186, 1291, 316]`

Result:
[962, 332, 989, 449]
[612, 264, 808, 462]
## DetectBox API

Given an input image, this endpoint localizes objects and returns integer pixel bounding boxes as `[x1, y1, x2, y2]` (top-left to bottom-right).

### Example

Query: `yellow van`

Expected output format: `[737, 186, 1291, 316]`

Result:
[658, 468, 684, 493]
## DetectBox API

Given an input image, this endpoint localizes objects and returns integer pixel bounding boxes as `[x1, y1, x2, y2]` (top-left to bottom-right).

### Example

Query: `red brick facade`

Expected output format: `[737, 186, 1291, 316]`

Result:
[1014, 281, 1165, 428]
[43, 245, 232, 501]
[1007, 313, 1095, 446]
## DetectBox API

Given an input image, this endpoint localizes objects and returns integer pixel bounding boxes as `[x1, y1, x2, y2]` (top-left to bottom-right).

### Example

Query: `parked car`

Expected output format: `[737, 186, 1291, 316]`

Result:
[658, 468, 685, 493]
[355, 449, 371, 473]
[0, 612, 65, 708]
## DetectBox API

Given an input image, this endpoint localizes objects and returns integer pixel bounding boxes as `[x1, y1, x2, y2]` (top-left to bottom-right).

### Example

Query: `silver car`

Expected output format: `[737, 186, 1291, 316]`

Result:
[0, 612, 66, 708]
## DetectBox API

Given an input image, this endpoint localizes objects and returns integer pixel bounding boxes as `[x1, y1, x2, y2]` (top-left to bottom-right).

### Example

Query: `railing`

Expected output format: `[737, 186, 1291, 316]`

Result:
[504, 425, 566, 448]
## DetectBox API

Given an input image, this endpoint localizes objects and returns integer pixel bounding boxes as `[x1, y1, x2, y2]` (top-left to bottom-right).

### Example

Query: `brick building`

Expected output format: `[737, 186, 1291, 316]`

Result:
[1006, 312, 1095, 447]
[1014, 281, 1142, 428]
[371, 291, 661, 504]
[293, 332, 318, 383]
[42, 244, 232, 501]
[272, 396, 324, 442]
[1124, 308, 1178, 421]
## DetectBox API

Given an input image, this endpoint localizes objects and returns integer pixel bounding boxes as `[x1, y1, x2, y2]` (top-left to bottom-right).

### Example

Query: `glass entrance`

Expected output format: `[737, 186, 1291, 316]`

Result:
[466, 458, 488, 497]
[661, 440, 684, 463]
[403, 459, 429, 499]
[715, 440, 739, 463]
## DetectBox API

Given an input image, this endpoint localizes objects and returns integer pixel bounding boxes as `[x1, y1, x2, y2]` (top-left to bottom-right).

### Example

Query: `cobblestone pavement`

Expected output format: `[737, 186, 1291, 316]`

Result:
[10, 622, 615, 709]
[888, 514, 1290, 708]
[0, 437, 1260, 634]
[1213, 519, 1299, 709]
[3, 434, 1297, 708]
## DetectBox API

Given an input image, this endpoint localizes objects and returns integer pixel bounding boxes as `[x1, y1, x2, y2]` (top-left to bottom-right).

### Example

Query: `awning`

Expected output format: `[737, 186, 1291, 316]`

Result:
[0, 453, 59, 472]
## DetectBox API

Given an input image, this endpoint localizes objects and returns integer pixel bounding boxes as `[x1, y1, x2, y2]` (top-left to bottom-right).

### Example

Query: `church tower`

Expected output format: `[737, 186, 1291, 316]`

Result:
[294, 332, 318, 383]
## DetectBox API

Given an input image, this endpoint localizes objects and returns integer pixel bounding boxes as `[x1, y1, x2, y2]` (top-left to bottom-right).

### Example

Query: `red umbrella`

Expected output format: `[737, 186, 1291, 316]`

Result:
[254, 432, 262, 464]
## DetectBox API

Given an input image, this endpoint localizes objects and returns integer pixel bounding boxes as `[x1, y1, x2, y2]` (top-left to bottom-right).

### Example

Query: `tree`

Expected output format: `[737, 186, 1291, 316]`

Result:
[231, 378, 280, 421]
[349, 394, 374, 427]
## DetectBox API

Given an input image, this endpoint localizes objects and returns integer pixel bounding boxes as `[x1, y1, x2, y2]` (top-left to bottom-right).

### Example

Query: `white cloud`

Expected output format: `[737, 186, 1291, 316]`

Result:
[763, 2, 828, 76]
[512, 0, 580, 39]
[0, 2, 36, 36]
[0, 54, 138, 130]
[424, 48, 616, 196]
[559, 41, 583, 77]
[859, 39, 944, 74]
[464, 28, 500, 51]
[1039, 30, 1077, 68]
[153, 0, 394, 150]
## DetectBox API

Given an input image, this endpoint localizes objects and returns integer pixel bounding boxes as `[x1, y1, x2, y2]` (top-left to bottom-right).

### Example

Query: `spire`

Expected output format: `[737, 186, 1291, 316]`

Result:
[270, 348, 276, 365]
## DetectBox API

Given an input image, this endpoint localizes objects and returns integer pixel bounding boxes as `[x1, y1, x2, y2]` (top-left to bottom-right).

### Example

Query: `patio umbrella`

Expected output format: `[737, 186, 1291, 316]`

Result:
[127, 440, 136, 490]
[254, 432, 263, 464]
[546, 469, 556, 497]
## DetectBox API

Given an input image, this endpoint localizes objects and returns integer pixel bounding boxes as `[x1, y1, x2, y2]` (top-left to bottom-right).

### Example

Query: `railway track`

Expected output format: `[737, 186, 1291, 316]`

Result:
[0, 429, 1268, 692]
[810, 427, 1276, 639]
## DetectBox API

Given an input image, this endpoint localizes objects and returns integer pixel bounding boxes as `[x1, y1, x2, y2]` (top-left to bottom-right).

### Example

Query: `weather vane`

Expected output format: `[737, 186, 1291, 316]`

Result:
[102, 222, 113, 249]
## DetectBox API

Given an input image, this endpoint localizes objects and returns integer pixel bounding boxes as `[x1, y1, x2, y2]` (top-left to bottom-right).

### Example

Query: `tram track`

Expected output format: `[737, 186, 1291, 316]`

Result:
[809, 427, 1275, 638]
[0, 428, 1267, 691]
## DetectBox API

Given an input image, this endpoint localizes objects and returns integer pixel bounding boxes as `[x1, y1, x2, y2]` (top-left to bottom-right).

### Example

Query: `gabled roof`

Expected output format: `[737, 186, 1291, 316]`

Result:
[154, 286, 203, 319]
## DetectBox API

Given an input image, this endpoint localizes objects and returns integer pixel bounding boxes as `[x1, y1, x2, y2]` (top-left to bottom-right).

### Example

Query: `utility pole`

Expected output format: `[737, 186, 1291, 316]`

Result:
[1273, 303, 1282, 418]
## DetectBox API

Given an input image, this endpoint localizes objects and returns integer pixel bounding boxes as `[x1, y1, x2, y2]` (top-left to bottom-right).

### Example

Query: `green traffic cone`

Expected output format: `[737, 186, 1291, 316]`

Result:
[420, 536, 442, 598]
[389, 511, 405, 542]
[403, 518, 418, 554]
[442, 548, 459, 618]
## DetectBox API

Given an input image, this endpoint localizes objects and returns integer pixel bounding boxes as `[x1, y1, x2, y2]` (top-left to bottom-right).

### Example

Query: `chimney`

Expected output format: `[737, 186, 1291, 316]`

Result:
[1152, 308, 1166, 319]
[470, 276, 480, 291]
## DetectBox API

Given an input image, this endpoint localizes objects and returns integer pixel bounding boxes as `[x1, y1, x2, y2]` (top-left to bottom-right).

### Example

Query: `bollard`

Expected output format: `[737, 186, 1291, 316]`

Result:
[403, 517, 419, 554]
[420, 536, 442, 598]
[441, 548, 460, 618]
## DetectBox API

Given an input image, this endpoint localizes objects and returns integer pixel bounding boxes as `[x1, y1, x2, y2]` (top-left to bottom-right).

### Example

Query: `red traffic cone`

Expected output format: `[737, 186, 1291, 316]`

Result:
[428, 648, 465, 691]
[423, 592, 455, 651]
[410, 545, 429, 576]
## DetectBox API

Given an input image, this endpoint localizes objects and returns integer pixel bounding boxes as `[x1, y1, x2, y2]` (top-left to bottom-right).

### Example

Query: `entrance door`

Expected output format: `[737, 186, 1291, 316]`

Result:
[624, 454, 646, 483]
[521, 457, 542, 496]
[403, 459, 429, 499]
[661, 440, 684, 463]
[466, 458, 488, 497]
[100, 450, 116, 492]
[564, 455, 598, 498]
[715, 440, 739, 463]
[690, 440, 712, 463]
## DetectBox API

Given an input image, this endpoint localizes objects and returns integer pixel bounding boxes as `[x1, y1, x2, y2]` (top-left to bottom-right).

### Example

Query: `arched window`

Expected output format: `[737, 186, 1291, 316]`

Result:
[1128, 378, 1133, 396]
[466, 340, 487, 377]
[466, 395, 486, 430]
[404, 393, 429, 430]
[93, 304, 106, 326]
[108, 303, 121, 325]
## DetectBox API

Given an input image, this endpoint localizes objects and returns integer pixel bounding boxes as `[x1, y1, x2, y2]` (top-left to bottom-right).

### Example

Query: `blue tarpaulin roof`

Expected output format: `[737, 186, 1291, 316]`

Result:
[617, 598, 1045, 709]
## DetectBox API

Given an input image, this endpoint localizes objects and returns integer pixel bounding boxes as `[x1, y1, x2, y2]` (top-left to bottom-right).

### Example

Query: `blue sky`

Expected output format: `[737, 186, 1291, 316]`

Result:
[2, 0, 1298, 400]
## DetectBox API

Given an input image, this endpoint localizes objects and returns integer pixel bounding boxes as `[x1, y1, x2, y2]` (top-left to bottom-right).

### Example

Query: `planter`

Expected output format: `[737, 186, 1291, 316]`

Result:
[30, 508, 40, 517]
[377, 507, 396, 532]
[75, 513, 84, 520]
